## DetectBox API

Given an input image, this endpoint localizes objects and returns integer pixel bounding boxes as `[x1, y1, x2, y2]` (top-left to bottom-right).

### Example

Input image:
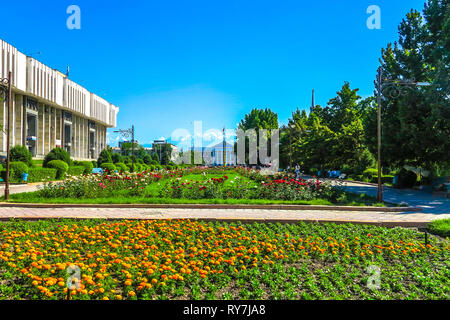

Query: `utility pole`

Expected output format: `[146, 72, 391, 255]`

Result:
[376, 67, 383, 203]
[223, 127, 226, 167]
[114, 125, 135, 170]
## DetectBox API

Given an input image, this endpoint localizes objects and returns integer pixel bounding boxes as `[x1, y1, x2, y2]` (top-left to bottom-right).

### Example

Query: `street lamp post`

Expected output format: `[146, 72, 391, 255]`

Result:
[0, 72, 12, 200]
[114, 125, 135, 169]
[374, 66, 434, 203]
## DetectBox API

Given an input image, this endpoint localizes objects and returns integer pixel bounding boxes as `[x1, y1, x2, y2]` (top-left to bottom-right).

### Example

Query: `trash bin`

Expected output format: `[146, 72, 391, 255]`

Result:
[21, 172, 29, 183]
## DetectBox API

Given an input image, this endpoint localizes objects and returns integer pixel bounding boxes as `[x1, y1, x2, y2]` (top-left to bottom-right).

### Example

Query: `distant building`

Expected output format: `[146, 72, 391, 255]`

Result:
[0, 38, 119, 160]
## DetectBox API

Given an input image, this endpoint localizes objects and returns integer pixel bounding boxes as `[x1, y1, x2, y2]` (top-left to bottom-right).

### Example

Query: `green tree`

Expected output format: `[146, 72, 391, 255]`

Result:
[97, 146, 113, 166]
[377, 1, 450, 174]
[237, 108, 279, 165]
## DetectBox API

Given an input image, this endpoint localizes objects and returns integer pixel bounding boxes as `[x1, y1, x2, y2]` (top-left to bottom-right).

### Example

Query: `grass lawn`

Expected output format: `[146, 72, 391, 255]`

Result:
[0, 219, 447, 300]
[428, 219, 450, 238]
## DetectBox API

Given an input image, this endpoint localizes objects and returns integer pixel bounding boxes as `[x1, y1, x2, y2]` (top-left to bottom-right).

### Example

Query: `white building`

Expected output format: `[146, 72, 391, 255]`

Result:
[0, 38, 119, 160]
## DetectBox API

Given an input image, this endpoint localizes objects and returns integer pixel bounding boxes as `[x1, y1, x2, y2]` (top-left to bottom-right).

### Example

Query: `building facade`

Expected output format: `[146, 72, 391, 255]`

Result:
[0, 38, 119, 160]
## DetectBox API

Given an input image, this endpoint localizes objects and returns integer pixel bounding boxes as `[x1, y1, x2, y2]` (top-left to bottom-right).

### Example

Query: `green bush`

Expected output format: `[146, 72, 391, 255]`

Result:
[0, 169, 15, 182]
[428, 219, 450, 238]
[91, 161, 98, 168]
[27, 167, 58, 183]
[97, 148, 113, 166]
[10, 145, 33, 166]
[101, 163, 117, 172]
[396, 168, 417, 188]
[10, 161, 29, 179]
[44, 148, 71, 167]
[115, 162, 129, 172]
[47, 160, 69, 179]
[77, 161, 94, 174]
[382, 175, 394, 184]
[67, 166, 85, 176]
[0, 164, 3, 171]
[149, 165, 155, 171]
[363, 168, 378, 178]
[111, 153, 123, 164]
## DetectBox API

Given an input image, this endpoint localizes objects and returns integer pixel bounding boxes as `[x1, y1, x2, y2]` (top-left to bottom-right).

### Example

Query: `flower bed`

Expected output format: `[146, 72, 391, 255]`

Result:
[31, 167, 344, 203]
[0, 219, 448, 300]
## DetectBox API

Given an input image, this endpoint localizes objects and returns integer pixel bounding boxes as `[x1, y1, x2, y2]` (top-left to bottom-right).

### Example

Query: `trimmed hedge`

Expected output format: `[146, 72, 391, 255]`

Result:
[47, 160, 69, 179]
[100, 163, 117, 172]
[115, 162, 129, 172]
[43, 148, 71, 167]
[10, 145, 33, 166]
[67, 166, 85, 176]
[27, 167, 58, 183]
[74, 161, 94, 174]
[10, 161, 29, 179]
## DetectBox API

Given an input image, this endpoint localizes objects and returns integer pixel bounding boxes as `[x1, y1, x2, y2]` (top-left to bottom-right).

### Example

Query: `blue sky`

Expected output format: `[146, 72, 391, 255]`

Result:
[0, 0, 426, 149]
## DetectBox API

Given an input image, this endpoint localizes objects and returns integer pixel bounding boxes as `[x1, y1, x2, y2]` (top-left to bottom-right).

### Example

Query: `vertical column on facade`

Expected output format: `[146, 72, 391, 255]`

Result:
[10, 92, 15, 148]
[14, 93, 23, 146]
[38, 104, 44, 157]
[55, 109, 61, 148]
[43, 106, 49, 155]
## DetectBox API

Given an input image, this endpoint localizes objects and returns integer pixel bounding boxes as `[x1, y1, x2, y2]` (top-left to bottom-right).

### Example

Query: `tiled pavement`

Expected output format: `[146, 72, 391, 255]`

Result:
[0, 179, 449, 226]
[0, 207, 448, 227]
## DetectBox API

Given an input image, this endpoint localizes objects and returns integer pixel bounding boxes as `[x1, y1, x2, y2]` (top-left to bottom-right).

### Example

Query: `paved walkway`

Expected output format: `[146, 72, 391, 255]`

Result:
[0, 182, 45, 195]
[0, 207, 448, 227]
[341, 181, 450, 214]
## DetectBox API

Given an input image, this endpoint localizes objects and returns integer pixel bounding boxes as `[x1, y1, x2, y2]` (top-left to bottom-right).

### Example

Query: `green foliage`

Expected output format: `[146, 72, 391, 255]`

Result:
[76, 161, 94, 174]
[91, 161, 98, 168]
[97, 147, 113, 166]
[100, 163, 117, 172]
[27, 167, 58, 183]
[428, 219, 450, 238]
[111, 153, 123, 164]
[47, 160, 69, 179]
[67, 166, 85, 176]
[9, 162, 29, 180]
[378, 1, 450, 171]
[10, 145, 32, 166]
[43, 148, 71, 167]
[115, 162, 129, 172]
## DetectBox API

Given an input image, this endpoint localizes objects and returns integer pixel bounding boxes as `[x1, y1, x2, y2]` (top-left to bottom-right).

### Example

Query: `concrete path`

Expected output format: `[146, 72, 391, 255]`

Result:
[0, 182, 45, 195]
[0, 207, 448, 227]
[341, 181, 450, 214]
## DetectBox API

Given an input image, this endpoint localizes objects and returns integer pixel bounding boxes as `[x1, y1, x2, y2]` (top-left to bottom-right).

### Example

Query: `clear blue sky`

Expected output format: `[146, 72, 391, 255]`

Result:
[0, 0, 426, 148]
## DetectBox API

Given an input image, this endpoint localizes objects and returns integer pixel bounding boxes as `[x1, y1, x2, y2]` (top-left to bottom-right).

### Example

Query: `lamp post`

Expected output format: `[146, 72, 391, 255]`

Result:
[114, 125, 135, 169]
[374, 66, 435, 203]
[0, 72, 12, 200]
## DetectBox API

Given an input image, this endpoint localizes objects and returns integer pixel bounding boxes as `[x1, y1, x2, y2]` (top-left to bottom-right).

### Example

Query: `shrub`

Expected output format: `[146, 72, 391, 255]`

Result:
[67, 166, 85, 176]
[91, 161, 98, 168]
[111, 153, 123, 164]
[115, 162, 129, 172]
[395, 168, 417, 188]
[97, 148, 113, 166]
[0, 169, 15, 181]
[101, 163, 117, 172]
[428, 218, 450, 238]
[77, 161, 94, 174]
[149, 165, 155, 171]
[363, 168, 378, 178]
[47, 160, 69, 179]
[27, 167, 58, 183]
[0, 164, 3, 171]
[10, 145, 32, 166]
[10, 161, 29, 179]
[44, 148, 71, 167]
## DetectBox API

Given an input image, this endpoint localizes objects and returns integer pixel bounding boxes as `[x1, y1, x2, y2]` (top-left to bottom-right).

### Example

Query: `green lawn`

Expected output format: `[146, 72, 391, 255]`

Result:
[428, 219, 450, 238]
